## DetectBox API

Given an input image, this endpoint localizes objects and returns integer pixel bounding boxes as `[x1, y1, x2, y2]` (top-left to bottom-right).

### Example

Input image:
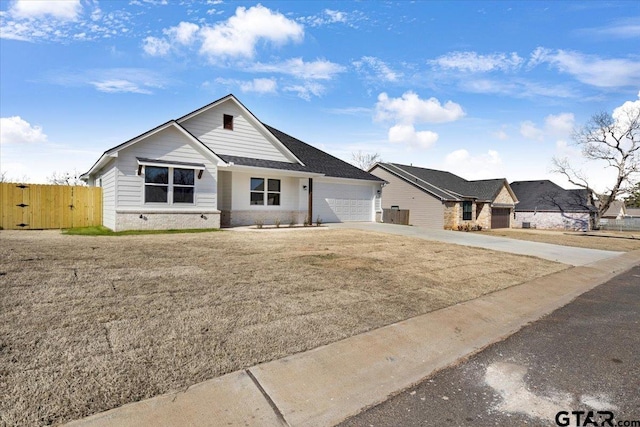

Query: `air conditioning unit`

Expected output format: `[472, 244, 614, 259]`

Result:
[522, 222, 531, 229]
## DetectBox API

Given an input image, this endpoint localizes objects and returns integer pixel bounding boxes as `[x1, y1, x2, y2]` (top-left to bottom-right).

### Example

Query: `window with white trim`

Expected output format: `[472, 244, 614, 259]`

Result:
[250, 177, 280, 206]
[144, 166, 195, 204]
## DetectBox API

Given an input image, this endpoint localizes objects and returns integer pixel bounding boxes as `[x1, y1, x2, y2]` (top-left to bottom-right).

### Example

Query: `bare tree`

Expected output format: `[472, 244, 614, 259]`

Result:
[351, 151, 381, 171]
[0, 171, 30, 183]
[47, 170, 86, 186]
[551, 105, 640, 225]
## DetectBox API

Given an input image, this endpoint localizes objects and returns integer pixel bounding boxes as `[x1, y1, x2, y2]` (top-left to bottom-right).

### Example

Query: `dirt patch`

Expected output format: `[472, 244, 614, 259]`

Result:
[0, 229, 566, 426]
[484, 229, 640, 252]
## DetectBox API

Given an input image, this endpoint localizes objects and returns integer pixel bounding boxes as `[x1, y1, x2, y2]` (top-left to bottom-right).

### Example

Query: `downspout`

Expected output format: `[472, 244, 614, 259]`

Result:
[307, 178, 313, 224]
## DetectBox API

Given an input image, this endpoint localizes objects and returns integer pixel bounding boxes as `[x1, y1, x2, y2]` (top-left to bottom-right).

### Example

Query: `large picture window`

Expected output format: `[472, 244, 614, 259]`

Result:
[250, 177, 280, 206]
[145, 166, 195, 204]
[462, 201, 473, 221]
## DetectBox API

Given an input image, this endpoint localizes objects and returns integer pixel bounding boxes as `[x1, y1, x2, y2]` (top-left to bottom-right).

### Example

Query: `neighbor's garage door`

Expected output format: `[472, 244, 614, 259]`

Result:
[491, 208, 511, 229]
[313, 182, 374, 222]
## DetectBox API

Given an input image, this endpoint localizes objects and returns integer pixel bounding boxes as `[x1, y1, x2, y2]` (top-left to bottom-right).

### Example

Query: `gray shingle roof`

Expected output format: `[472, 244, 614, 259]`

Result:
[510, 180, 595, 212]
[376, 162, 510, 202]
[263, 124, 384, 181]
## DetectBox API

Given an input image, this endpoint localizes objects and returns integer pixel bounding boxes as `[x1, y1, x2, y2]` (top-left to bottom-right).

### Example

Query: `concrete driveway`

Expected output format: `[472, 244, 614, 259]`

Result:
[328, 222, 622, 266]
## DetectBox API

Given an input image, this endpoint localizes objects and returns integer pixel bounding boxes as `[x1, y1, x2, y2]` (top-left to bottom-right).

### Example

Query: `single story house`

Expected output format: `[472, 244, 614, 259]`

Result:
[510, 180, 596, 231]
[368, 162, 518, 229]
[626, 207, 640, 218]
[601, 200, 626, 219]
[81, 94, 383, 231]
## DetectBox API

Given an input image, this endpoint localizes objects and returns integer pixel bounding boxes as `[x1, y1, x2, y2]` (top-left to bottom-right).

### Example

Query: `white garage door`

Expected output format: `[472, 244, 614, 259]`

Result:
[313, 181, 374, 222]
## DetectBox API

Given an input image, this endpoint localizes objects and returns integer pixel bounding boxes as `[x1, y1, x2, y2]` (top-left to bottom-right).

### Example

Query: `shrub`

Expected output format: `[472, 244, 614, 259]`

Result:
[275, 217, 281, 228]
[254, 218, 264, 229]
[316, 216, 323, 226]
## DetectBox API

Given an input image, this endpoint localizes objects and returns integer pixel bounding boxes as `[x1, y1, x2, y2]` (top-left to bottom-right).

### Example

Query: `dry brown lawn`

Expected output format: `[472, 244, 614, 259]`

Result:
[484, 228, 640, 252]
[0, 228, 566, 426]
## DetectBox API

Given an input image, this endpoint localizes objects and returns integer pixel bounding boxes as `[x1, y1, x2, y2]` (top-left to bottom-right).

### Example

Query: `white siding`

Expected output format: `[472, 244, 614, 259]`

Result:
[313, 178, 377, 223]
[181, 103, 294, 162]
[230, 171, 300, 211]
[100, 159, 117, 230]
[115, 127, 218, 210]
[370, 166, 444, 229]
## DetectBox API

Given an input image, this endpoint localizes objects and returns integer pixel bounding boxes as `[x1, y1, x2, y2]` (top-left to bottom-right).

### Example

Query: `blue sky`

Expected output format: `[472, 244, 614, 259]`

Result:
[1, 1, 639, 190]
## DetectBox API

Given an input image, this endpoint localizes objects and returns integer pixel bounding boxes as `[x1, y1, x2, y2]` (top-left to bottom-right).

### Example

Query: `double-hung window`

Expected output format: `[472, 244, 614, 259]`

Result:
[173, 168, 195, 203]
[144, 166, 195, 204]
[145, 166, 169, 203]
[462, 201, 473, 221]
[250, 177, 281, 206]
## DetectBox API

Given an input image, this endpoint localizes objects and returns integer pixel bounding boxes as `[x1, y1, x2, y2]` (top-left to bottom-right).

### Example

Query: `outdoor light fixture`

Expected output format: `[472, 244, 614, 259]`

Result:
[303, 185, 308, 190]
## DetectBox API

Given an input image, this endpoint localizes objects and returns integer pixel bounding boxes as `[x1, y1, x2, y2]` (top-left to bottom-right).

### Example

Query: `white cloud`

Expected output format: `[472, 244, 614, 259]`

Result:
[142, 36, 171, 56]
[461, 78, 576, 99]
[164, 21, 199, 45]
[9, 0, 82, 21]
[493, 127, 509, 140]
[90, 79, 152, 94]
[325, 9, 347, 24]
[430, 51, 524, 72]
[250, 58, 345, 80]
[1, 2, 131, 42]
[375, 92, 463, 150]
[0, 116, 48, 144]
[142, 22, 199, 56]
[199, 5, 303, 59]
[444, 149, 503, 180]
[284, 82, 325, 101]
[375, 91, 465, 124]
[520, 121, 545, 141]
[576, 18, 640, 39]
[544, 112, 575, 136]
[529, 47, 640, 88]
[612, 91, 640, 129]
[388, 124, 438, 148]
[520, 112, 575, 142]
[353, 56, 402, 82]
[46, 68, 166, 94]
[299, 9, 353, 27]
[239, 78, 277, 94]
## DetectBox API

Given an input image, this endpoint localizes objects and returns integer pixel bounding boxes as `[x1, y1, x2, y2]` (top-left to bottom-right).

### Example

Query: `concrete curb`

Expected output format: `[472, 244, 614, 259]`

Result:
[62, 250, 640, 427]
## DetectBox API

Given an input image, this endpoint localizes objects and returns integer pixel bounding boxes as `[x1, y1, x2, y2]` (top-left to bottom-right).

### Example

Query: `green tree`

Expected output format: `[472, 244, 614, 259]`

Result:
[625, 183, 640, 208]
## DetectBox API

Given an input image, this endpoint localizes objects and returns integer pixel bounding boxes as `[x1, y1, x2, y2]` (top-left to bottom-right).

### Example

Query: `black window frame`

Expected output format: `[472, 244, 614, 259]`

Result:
[144, 166, 196, 205]
[462, 201, 473, 221]
[250, 177, 281, 206]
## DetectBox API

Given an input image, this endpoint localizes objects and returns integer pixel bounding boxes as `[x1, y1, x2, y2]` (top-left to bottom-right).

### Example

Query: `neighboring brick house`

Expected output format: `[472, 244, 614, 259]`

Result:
[510, 180, 597, 231]
[369, 162, 518, 230]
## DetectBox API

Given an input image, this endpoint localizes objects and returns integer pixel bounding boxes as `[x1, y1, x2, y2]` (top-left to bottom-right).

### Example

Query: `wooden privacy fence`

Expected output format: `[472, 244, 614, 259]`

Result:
[382, 208, 410, 225]
[0, 183, 102, 230]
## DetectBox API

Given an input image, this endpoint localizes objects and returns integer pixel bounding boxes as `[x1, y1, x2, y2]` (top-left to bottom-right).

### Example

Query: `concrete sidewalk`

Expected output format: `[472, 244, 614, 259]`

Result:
[328, 222, 622, 266]
[64, 251, 640, 427]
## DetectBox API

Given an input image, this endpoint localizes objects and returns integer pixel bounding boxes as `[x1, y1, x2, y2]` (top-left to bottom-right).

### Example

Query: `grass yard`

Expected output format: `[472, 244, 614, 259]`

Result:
[484, 228, 640, 252]
[0, 229, 566, 426]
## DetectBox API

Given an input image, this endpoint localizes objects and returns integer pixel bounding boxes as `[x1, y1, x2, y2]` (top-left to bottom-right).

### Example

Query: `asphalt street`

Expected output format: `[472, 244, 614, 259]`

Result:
[339, 265, 640, 427]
